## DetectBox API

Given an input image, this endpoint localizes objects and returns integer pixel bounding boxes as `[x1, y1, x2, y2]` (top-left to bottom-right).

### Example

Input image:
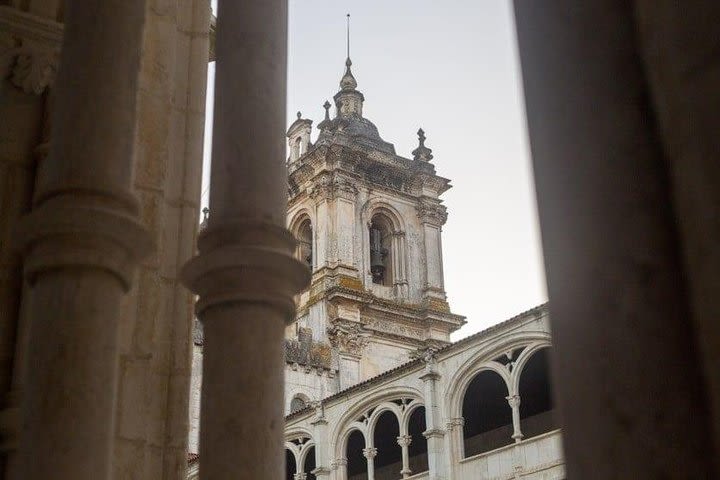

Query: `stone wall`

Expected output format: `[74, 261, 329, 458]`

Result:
[112, 0, 209, 477]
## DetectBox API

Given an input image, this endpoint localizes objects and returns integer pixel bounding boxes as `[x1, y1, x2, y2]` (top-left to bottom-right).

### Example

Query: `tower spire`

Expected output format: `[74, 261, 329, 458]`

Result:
[339, 13, 358, 92]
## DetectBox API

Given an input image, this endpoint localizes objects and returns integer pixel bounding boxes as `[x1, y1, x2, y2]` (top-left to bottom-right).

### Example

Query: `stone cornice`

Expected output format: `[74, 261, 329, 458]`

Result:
[0, 6, 63, 45]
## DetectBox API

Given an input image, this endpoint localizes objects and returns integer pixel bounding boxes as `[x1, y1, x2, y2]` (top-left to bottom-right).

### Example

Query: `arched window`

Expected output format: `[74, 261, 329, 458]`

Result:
[369, 215, 393, 285]
[346, 430, 367, 479]
[462, 370, 513, 457]
[295, 218, 313, 270]
[518, 348, 557, 438]
[407, 406, 428, 475]
[373, 410, 402, 478]
[285, 449, 296, 480]
[302, 445, 316, 480]
[290, 394, 308, 414]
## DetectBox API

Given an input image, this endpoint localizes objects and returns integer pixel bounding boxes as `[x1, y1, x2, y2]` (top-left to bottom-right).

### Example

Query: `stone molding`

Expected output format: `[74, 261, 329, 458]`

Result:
[182, 222, 310, 319]
[327, 320, 371, 356]
[16, 199, 153, 290]
[308, 173, 358, 202]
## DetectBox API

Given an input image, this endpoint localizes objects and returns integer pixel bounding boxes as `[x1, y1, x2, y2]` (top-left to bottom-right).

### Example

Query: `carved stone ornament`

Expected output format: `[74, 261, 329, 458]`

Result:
[327, 320, 370, 355]
[362, 447, 378, 459]
[416, 200, 447, 226]
[11, 44, 59, 94]
[309, 173, 358, 201]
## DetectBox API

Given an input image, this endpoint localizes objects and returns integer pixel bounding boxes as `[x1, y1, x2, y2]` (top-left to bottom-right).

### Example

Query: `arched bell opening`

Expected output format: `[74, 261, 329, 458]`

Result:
[369, 214, 393, 286]
[296, 218, 313, 270]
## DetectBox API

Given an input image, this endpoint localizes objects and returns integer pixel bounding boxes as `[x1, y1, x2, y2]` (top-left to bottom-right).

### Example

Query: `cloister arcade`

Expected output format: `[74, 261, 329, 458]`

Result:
[284, 308, 562, 480]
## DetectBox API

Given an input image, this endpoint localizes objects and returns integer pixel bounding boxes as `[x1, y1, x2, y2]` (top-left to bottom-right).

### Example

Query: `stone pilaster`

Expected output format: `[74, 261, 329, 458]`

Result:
[13, 0, 153, 478]
[310, 402, 331, 478]
[180, 0, 309, 478]
[420, 351, 446, 480]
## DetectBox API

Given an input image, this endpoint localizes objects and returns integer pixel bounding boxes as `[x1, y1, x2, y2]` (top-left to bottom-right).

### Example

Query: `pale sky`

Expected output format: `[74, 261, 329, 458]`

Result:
[201, 0, 547, 338]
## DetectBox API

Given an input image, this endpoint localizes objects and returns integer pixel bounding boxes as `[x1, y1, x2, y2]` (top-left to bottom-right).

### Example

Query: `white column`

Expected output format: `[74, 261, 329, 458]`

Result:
[507, 395, 524, 442]
[13, 0, 152, 478]
[311, 403, 332, 478]
[397, 434, 412, 478]
[363, 446, 377, 480]
[180, 0, 309, 478]
[420, 355, 446, 480]
[445, 417, 464, 478]
[334, 457, 348, 480]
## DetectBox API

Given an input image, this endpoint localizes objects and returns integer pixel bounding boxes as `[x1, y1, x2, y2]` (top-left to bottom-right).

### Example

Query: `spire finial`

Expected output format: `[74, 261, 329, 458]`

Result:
[202, 207, 209, 221]
[412, 128, 433, 162]
[346, 13, 351, 60]
[323, 100, 331, 120]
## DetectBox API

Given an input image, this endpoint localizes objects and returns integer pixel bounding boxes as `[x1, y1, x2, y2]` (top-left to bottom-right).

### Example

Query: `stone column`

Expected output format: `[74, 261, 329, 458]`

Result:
[311, 402, 332, 478]
[445, 418, 464, 478]
[396, 434, 412, 478]
[506, 395, 523, 443]
[13, 0, 152, 478]
[334, 457, 348, 480]
[362, 446, 377, 480]
[514, 1, 717, 477]
[421, 354, 446, 480]
[180, 0, 309, 478]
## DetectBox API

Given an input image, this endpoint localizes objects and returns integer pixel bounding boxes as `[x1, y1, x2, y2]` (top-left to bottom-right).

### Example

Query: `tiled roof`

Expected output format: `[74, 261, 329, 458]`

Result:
[284, 303, 549, 421]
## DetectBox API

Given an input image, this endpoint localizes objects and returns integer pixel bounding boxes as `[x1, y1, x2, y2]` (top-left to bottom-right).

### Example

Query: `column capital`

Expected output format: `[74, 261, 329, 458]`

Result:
[396, 434, 413, 447]
[506, 394, 521, 408]
[293, 474, 307, 480]
[362, 446, 378, 459]
[332, 457, 348, 468]
[182, 222, 310, 319]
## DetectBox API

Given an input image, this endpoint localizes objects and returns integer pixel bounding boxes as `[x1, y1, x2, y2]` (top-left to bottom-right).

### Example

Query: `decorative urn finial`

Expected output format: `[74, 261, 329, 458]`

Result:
[412, 128, 434, 161]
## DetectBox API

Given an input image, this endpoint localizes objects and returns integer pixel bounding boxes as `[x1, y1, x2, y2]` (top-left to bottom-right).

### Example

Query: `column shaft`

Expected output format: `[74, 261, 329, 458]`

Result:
[507, 395, 523, 442]
[181, 0, 309, 478]
[421, 363, 445, 480]
[14, 0, 151, 478]
[513, 1, 716, 477]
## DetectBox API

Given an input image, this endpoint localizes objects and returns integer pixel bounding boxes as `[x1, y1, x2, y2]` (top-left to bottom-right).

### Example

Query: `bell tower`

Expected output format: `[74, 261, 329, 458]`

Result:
[284, 55, 465, 401]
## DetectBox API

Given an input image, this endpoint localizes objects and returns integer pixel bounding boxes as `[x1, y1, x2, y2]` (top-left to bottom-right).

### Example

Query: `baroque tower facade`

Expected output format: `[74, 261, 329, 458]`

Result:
[283, 57, 465, 412]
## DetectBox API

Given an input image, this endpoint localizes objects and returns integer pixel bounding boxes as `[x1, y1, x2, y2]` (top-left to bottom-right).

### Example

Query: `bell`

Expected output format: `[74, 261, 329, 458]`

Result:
[370, 228, 386, 282]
